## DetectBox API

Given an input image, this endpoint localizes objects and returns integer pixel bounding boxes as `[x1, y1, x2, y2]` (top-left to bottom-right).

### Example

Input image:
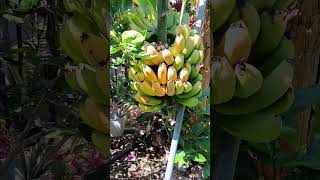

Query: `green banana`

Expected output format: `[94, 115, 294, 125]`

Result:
[140, 80, 157, 96]
[175, 80, 185, 95]
[193, 34, 202, 49]
[239, 1, 261, 43]
[76, 64, 107, 105]
[187, 49, 200, 65]
[80, 33, 108, 67]
[183, 37, 195, 58]
[176, 96, 200, 108]
[173, 54, 185, 71]
[134, 92, 163, 106]
[213, 60, 293, 115]
[234, 63, 263, 98]
[190, 65, 200, 80]
[247, 0, 277, 12]
[139, 103, 162, 112]
[80, 97, 108, 133]
[211, 57, 236, 104]
[223, 20, 252, 65]
[196, 50, 204, 64]
[273, 0, 295, 10]
[183, 81, 193, 93]
[95, 64, 108, 97]
[177, 81, 202, 99]
[64, 65, 82, 91]
[211, 0, 236, 32]
[261, 88, 295, 115]
[259, 37, 295, 77]
[253, 12, 286, 58]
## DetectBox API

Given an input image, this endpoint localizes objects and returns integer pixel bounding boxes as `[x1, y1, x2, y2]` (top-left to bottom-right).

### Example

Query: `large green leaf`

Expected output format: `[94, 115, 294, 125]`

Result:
[278, 136, 320, 170]
[215, 113, 282, 143]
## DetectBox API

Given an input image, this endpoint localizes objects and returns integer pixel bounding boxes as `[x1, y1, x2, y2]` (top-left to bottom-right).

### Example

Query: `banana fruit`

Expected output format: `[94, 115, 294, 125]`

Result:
[127, 26, 205, 112]
[211, 0, 297, 143]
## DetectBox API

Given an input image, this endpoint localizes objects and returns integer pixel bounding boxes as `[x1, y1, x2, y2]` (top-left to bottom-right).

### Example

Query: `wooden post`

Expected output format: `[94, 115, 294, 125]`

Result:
[287, 0, 320, 148]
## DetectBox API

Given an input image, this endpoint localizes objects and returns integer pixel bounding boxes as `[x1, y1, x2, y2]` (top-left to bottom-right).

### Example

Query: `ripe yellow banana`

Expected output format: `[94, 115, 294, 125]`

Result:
[166, 80, 176, 96]
[152, 81, 166, 97]
[176, 24, 190, 42]
[172, 34, 186, 57]
[146, 45, 163, 65]
[134, 92, 163, 106]
[140, 80, 157, 96]
[175, 80, 185, 95]
[143, 65, 159, 83]
[167, 66, 177, 81]
[179, 66, 191, 81]
[158, 63, 167, 85]
[173, 54, 185, 71]
[162, 49, 174, 65]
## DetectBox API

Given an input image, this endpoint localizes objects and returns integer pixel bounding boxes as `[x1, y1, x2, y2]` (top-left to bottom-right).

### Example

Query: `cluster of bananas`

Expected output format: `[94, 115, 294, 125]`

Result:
[60, 0, 109, 156]
[212, 0, 295, 117]
[129, 25, 204, 112]
[128, 0, 184, 39]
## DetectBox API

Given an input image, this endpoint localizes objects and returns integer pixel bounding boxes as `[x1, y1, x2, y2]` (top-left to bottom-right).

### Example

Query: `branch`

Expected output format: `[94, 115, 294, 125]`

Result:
[157, 0, 168, 43]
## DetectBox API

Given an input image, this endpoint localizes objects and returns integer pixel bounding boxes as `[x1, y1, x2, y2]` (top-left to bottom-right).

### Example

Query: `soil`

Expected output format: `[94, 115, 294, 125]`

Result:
[109, 114, 203, 180]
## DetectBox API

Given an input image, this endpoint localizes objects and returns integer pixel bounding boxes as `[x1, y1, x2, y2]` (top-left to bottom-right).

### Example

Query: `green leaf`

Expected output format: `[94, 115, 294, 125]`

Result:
[193, 153, 206, 163]
[278, 136, 320, 169]
[121, 30, 145, 46]
[2, 14, 24, 24]
[174, 150, 189, 167]
[19, 0, 40, 10]
[216, 113, 282, 143]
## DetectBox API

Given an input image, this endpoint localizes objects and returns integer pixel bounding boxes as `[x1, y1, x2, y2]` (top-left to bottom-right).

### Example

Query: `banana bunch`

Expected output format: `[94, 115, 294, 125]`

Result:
[128, 0, 186, 39]
[129, 25, 204, 112]
[60, 0, 109, 155]
[211, 0, 296, 118]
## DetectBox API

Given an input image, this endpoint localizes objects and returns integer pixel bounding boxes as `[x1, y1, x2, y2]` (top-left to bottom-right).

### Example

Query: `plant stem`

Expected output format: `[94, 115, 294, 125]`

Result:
[157, 0, 168, 43]
[179, 0, 187, 25]
[213, 128, 241, 180]
[164, 104, 185, 180]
